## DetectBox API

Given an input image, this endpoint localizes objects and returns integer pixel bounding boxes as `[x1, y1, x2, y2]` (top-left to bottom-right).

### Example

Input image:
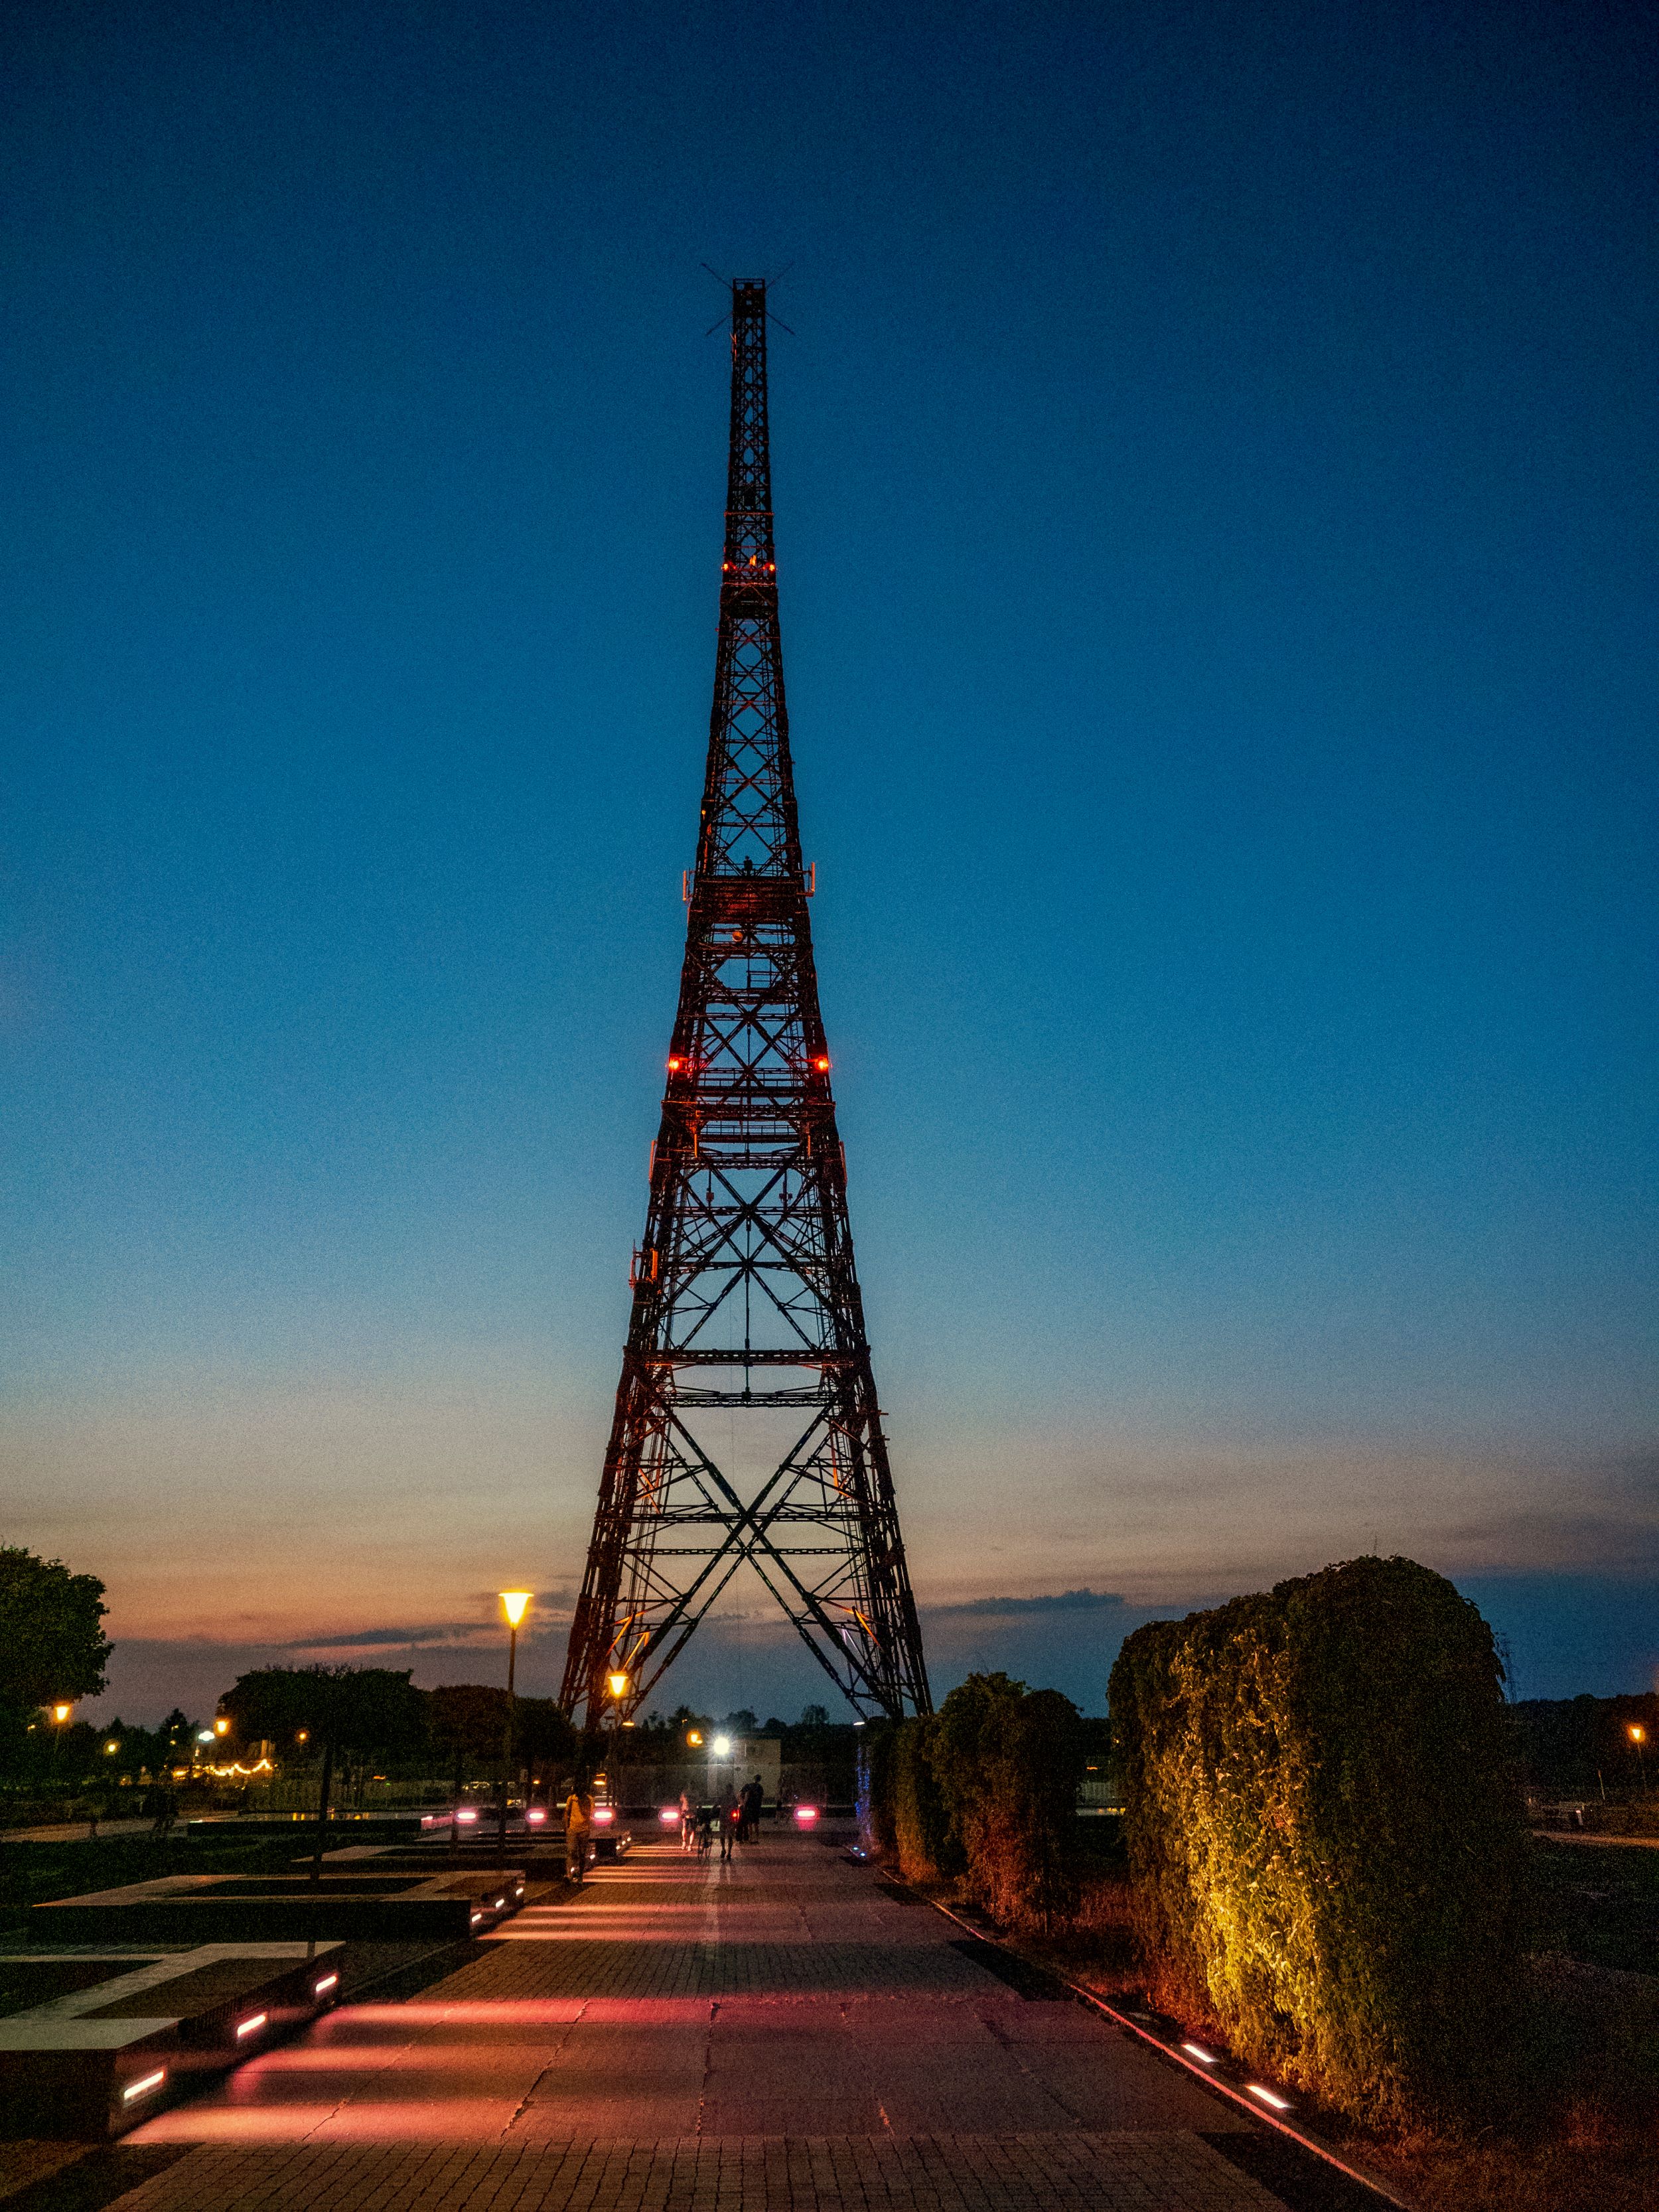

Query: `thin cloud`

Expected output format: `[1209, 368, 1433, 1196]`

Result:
[928, 1588, 1127, 1617]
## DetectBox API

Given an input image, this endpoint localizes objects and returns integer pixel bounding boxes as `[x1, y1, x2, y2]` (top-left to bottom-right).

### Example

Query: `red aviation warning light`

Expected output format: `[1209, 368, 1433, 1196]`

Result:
[812, 1055, 830, 1072]
[666, 1055, 684, 1073]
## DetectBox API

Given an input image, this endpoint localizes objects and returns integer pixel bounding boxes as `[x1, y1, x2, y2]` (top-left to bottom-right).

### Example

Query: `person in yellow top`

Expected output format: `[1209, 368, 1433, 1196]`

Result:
[563, 1784, 594, 1886]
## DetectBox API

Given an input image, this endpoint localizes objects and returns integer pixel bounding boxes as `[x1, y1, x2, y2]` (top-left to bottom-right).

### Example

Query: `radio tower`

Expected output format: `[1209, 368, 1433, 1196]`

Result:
[560, 281, 930, 1729]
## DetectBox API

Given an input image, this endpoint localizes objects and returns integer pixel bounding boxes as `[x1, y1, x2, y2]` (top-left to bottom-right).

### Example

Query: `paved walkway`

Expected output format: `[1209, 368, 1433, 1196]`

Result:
[106, 1834, 1307, 2210]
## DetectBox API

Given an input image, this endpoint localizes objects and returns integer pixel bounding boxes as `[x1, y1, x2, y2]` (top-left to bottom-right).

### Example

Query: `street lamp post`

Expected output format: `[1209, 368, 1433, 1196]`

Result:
[1629, 1723, 1648, 1792]
[605, 1672, 630, 1805]
[498, 1593, 532, 1870]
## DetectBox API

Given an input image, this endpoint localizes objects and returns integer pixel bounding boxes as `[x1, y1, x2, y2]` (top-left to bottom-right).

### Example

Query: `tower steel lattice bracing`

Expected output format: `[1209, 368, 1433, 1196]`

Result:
[560, 281, 930, 1729]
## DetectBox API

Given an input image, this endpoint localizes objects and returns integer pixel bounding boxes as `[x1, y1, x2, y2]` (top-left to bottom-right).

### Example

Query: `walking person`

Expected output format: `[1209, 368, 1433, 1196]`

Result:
[741, 1776, 764, 1842]
[679, 1788, 697, 1854]
[717, 1784, 739, 1862]
[563, 1781, 594, 1887]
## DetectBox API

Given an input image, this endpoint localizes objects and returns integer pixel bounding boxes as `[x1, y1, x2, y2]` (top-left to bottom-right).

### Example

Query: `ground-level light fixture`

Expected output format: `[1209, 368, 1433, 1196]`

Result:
[500, 1591, 532, 1629]
[1246, 2084, 1291, 2111]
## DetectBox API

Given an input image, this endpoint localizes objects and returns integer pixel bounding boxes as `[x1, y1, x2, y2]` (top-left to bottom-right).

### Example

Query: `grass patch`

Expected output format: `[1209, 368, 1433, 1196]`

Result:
[1528, 1838, 1659, 1972]
[0, 1833, 305, 1933]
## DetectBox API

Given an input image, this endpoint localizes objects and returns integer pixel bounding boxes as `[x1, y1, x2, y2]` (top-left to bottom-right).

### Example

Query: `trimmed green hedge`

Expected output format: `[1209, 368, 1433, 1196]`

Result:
[871, 1672, 1082, 1928]
[1109, 1556, 1526, 2124]
[891, 1714, 956, 1882]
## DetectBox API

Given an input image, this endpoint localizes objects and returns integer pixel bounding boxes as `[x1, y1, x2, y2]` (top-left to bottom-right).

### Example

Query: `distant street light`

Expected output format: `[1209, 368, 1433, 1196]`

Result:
[52, 1704, 72, 1724]
[1629, 1723, 1648, 1790]
[497, 1592, 533, 1868]
[712, 1735, 731, 1757]
[607, 1671, 630, 1701]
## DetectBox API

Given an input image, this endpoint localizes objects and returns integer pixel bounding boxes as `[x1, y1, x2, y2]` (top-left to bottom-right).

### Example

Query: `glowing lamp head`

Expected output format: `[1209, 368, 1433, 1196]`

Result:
[607, 1670, 630, 1700]
[196, 1730, 215, 1743]
[686, 1729, 703, 1747]
[105, 1739, 119, 1755]
[214, 1717, 230, 1736]
[296, 1729, 309, 1743]
[500, 1590, 532, 1629]
[52, 1704, 72, 1724]
[1630, 1724, 1648, 1744]
[711, 1734, 731, 1757]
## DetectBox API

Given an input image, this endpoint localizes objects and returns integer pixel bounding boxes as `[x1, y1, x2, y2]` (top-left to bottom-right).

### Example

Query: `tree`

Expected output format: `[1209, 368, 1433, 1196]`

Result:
[427, 1682, 508, 1781]
[723, 1708, 759, 1736]
[220, 1665, 427, 1874]
[221, 1666, 427, 1757]
[0, 1546, 111, 1714]
[799, 1702, 831, 1728]
[516, 1697, 577, 1783]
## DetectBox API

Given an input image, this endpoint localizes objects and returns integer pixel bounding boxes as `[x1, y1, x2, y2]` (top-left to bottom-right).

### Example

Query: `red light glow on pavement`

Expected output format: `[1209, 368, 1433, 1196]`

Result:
[125, 1833, 1264, 2168]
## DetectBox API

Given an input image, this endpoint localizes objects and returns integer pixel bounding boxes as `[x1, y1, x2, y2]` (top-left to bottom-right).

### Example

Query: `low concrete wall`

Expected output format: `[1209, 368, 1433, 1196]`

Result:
[0, 1943, 347, 2138]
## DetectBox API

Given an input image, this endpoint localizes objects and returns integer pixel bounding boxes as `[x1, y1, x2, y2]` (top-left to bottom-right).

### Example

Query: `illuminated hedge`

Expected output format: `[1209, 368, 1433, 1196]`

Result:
[1109, 1557, 1526, 2124]
[891, 1715, 956, 1883]
[873, 1673, 1082, 1927]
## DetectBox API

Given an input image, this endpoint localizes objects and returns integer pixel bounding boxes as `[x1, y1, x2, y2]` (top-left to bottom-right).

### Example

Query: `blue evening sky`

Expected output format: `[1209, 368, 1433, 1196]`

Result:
[1, 0, 1654, 1719]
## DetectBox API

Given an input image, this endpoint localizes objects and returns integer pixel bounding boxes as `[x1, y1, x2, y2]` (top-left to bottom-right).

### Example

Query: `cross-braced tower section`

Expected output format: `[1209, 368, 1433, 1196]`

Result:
[560, 281, 930, 1728]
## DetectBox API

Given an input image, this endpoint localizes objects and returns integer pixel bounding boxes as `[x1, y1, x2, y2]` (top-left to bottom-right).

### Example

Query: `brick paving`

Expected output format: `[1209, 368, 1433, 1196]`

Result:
[100, 2134, 1283, 2210]
[104, 1836, 1293, 2209]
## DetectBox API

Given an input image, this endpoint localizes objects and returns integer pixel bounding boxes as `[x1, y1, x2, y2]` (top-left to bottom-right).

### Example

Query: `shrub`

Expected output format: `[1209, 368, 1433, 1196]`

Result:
[861, 1721, 899, 1860]
[1110, 1556, 1527, 2126]
[891, 1715, 955, 1882]
[872, 1672, 1083, 1929]
[935, 1676, 1082, 1927]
